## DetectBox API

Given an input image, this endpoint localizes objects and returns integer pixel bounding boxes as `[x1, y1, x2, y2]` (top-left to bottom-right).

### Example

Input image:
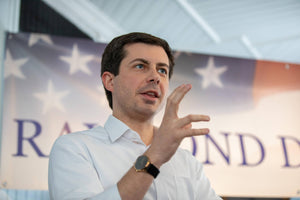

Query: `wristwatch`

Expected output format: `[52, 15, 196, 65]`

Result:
[134, 155, 160, 178]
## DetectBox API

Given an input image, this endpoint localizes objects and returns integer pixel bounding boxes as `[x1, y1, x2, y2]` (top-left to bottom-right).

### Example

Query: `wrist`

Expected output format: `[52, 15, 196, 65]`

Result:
[144, 148, 164, 169]
[134, 155, 160, 178]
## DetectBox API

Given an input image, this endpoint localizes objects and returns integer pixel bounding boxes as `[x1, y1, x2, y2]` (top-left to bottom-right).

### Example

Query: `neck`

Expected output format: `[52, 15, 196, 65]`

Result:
[112, 111, 155, 146]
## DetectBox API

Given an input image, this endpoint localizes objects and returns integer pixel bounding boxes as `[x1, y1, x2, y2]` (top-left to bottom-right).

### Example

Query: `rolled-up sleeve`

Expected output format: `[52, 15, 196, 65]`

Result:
[48, 135, 121, 200]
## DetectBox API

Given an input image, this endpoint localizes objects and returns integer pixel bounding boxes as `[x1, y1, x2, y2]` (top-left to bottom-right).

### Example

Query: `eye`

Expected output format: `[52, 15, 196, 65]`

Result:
[135, 64, 144, 69]
[158, 68, 168, 75]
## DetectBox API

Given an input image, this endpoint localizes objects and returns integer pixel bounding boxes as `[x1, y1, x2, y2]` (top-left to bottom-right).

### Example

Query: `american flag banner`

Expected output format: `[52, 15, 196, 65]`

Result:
[1, 33, 300, 197]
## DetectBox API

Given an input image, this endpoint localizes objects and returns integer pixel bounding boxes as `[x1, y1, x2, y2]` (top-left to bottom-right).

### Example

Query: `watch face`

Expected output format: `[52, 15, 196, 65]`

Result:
[135, 155, 149, 170]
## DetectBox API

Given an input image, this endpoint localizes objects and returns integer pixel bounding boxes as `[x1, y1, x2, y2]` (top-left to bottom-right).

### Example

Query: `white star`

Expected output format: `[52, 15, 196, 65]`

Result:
[4, 50, 28, 79]
[195, 56, 228, 89]
[34, 80, 69, 114]
[28, 33, 53, 47]
[59, 44, 94, 75]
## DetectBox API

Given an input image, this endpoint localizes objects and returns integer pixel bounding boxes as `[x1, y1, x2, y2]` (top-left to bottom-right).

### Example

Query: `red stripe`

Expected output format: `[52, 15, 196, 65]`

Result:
[253, 60, 300, 103]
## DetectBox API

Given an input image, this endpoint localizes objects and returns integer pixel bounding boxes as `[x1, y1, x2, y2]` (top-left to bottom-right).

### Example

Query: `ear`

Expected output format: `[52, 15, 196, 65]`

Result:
[101, 72, 115, 92]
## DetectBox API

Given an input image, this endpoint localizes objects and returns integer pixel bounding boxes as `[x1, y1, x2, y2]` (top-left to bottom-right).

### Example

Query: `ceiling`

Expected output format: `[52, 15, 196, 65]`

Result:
[42, 0, 300, 64]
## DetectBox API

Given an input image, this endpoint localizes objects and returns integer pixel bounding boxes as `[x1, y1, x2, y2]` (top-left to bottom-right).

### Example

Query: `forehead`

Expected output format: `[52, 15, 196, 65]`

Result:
[122, 43, 169, 64]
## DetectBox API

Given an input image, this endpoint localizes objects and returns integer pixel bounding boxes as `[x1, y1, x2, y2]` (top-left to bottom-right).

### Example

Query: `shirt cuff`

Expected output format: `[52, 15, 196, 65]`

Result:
[89, 184, 121, 200]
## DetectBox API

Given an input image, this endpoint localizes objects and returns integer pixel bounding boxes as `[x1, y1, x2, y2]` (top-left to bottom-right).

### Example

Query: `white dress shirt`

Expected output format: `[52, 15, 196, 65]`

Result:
[48, 115, 222, 200]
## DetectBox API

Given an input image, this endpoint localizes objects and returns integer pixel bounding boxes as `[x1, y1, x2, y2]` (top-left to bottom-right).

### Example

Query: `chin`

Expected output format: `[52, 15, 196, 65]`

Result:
[135, 107, 157, 118]
[134, 101, 163, 117]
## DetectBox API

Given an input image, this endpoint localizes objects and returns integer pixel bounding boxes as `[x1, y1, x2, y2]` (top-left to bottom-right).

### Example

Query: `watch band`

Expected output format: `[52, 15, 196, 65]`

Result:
[147, 163, 160, 178]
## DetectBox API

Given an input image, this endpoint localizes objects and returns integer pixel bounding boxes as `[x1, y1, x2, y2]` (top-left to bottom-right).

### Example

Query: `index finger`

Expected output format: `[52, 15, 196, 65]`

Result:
[165, 84, 192, 117]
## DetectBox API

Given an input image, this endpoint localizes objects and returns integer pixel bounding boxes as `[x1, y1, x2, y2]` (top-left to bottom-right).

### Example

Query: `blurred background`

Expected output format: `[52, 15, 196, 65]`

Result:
[0, 0, 300, 199]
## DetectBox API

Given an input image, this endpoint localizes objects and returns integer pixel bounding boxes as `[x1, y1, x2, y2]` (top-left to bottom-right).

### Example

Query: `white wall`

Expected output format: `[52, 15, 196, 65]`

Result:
[0, 19, 6, 132]
[0, 0, 20, 33]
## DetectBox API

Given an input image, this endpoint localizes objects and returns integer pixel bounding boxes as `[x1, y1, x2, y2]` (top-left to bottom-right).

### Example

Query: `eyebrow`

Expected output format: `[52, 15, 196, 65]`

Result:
[129, 58, 169, 68]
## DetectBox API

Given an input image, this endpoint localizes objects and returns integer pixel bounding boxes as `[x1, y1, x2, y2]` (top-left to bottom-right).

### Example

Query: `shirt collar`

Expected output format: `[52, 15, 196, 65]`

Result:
[104, 115, 131, 143]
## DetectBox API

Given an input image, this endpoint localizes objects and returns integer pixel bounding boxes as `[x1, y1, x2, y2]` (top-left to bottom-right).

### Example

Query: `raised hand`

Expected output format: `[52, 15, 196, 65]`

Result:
[146, 84, 210, 167]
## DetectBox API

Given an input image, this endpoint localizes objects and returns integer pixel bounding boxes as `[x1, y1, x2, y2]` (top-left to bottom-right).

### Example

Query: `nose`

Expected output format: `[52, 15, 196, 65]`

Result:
[147, 69, 160, 85]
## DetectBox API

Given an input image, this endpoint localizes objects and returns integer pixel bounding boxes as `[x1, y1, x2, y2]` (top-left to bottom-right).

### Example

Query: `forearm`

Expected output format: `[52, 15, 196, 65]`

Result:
[117, 166, 154, 200]
[117, 148, 164, 200]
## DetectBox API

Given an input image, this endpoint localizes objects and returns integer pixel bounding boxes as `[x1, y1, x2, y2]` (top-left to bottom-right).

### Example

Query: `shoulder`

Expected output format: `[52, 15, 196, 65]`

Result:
[174, 148, 197, 162]
[51, 126, 110, 153]
[57, 126, 108, 143]
[172, 148, 204, 172]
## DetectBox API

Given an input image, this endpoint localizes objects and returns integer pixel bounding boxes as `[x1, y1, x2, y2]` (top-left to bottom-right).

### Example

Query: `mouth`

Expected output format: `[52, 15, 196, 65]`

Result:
[140, 90, 160, 101]
[142, 91, 159, 98]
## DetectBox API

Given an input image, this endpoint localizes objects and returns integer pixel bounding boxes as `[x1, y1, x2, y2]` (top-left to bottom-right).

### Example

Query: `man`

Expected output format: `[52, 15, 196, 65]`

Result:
[48, 32, 222, 200]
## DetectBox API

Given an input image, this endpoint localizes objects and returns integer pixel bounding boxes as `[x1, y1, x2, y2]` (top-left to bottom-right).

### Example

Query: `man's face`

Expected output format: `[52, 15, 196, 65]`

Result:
[111, 43, 170, 119]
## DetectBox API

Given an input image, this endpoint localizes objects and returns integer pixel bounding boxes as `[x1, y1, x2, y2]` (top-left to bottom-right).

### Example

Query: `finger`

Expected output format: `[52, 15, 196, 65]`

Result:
[177, 114, 210, 128]
[184, 128, 210, 137]
[165, 84, 191, 117]
[168, 84, 191, 104]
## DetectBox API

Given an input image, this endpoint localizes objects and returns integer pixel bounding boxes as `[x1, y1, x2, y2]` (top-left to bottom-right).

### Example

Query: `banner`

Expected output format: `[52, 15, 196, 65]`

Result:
[1, 33, 299, 197]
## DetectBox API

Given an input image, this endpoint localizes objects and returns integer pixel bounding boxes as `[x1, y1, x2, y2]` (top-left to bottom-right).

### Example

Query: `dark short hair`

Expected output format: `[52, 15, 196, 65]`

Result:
[101, 32, 175, 109]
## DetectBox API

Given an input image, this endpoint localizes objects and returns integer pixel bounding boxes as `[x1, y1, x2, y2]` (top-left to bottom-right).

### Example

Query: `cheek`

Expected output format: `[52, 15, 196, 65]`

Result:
[119, 77, 140, 93]
[160, 80, 169, 96]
